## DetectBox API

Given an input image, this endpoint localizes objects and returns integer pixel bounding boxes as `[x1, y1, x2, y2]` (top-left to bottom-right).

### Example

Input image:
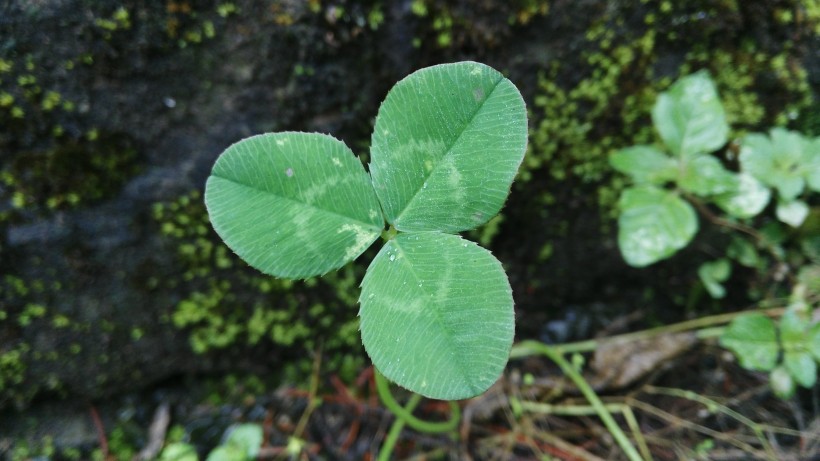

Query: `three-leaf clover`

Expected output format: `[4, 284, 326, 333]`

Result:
[204, 62, 528, 400]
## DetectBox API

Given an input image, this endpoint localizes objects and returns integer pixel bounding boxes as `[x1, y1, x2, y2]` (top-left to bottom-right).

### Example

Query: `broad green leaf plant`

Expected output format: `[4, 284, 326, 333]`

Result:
[610, 70, 820, 398]
[721, 299, 820, 399]
[611, 70, 820, 269]
[204, 62, 527, 401]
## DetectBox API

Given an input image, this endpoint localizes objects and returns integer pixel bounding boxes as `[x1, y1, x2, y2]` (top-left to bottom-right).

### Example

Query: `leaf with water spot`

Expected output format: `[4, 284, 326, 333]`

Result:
[359, 232, 514, 400]
[651, 70, 728, 159]
[369, 61, 528, 232]
[617, 186, 698, 267]
[205, 132, 384, 278]
[713, 173, 771, 219]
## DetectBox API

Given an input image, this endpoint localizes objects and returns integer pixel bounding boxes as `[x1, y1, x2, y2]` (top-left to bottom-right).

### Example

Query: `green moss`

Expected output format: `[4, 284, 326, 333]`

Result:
[155, 191, 366, 359]
[17, 303, 46, 327]
[2, 133, 140, 214]
[508, 0, 549, 25]
[94, 6, 132, 41]
[368, 5, 385, 30]
[0, 343, 29, 394]
[411, 0, 428, 17]
[217, 3, 239, 18]
[9, 436, 55, 461]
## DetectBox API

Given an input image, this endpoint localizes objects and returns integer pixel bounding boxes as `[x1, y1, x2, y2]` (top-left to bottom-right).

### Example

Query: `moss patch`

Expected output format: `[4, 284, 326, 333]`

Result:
[152, 191, 367, 377]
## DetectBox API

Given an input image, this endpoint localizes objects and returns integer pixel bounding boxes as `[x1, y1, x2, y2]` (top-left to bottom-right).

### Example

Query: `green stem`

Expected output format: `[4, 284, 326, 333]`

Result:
[375, 370, 461, 461]
[510, 307, 784, 358]
[381, 225, 398, 242]
[517, 341, 645, 461]
[374, 370, 460, 433]
[378, 393, 422, 461]
[645, 386, 778, 460]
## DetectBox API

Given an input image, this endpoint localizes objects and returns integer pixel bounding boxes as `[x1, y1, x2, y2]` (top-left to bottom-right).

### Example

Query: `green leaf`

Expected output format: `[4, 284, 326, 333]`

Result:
[809, 322, 820, 362]
[805, 137, 820, 191]
[713, 173, 771, 219]
[160, 443, 198, 461]
[359, 232, 514, 400]
[225, 424, 263, 459]
[205, 132, 384, 278]
[370, 61, 528, 232]
[780, 308, 807, 345]
[797, 265, 820, 297]
[678, 155, 738, 196]
[698, 258, 731, 299]
[776, 199, 809, 228]
[784, 351, 817, 388]
[770, 366, 795, 399]
[727, 235, 760, 268]
[720, 314, 778, 371]
[205, 445, 245, 461]
[616, 186, 698, 267]
[651, 70, 728, 158]
[609, 145, 678, 184]
[739, 129, 810, 201]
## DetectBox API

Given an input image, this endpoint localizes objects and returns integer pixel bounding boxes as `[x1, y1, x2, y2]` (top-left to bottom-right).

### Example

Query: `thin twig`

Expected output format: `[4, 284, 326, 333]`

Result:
[89, 404, 109, 460]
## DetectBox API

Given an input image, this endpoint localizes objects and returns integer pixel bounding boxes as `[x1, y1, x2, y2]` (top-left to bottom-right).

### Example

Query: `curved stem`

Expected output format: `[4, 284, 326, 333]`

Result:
[374, 369, 461, 433]
[516, 342, 645, 461]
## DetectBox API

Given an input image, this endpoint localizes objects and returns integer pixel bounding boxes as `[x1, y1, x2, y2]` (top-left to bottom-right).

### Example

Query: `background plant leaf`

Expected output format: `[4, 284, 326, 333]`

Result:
[770, 365, 796, 399]
[720, 314, 778, 371]
[205, 132, 384, 278]
[678, 155, 738, 196]
[776, 200, 809, 228]
[810, 322, 820, 362]
[205, 445, 245, 461]
[779, 307, 816, 390]
[224, 424, 263, 459]
[609, 145, 678, 184]
[651, 70, 728, 158]
[740, 129, 807, 201]
[160, 443, 198, 461]
[713, 173, 771, 219]
[805, 137, 820, 191]
[617, 186, 698, 267]
[359, 232, 514, 400]
[698, 258, 731, 299]
[783, 351, 817, 388]
[369, 61, 528, 232]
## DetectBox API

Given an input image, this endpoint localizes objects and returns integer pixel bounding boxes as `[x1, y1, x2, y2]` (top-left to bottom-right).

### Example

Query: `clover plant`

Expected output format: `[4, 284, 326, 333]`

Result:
[204, 62, 527, 400]
[720, 303, 820, 399]
[610, 70, 820, 268]
[610, 70, 820, 398]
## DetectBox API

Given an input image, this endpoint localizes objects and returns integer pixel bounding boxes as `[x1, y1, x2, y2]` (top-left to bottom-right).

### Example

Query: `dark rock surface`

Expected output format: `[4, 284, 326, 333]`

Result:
[0, 0, 817, 420]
